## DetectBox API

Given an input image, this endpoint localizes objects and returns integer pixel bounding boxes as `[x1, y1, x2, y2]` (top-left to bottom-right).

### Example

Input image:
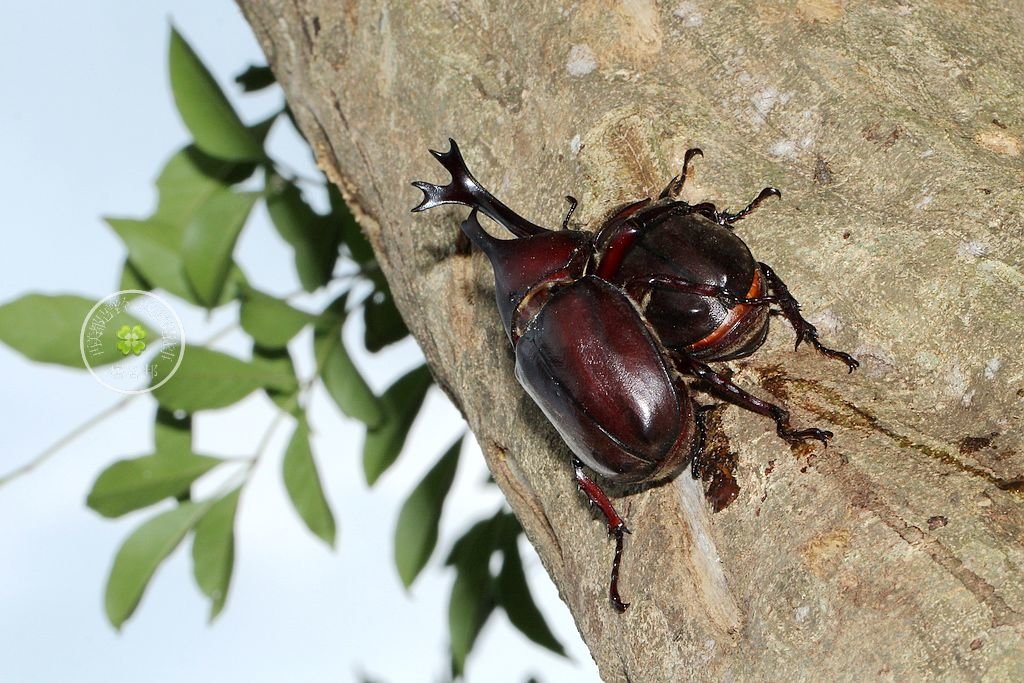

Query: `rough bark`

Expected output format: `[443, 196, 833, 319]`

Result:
[237, 1, 1024, 680]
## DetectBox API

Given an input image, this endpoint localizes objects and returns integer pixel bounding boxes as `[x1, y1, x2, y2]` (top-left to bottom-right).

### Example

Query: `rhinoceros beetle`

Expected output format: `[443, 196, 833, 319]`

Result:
[412, 139, 856, 612]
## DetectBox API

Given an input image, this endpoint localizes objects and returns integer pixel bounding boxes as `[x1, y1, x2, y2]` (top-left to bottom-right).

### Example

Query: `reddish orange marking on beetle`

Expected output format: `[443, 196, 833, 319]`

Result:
[689, 268, 764, 352]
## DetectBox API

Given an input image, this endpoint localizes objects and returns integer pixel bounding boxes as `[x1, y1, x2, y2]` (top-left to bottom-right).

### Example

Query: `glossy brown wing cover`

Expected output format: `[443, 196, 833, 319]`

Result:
[514, 276, 694, 483]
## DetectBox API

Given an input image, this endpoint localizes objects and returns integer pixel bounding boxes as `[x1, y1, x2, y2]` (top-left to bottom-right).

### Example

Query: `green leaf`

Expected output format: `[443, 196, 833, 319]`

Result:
[449, 560, 496, 678]
[235, 64, 276, 92]
[248, 113, 278, 145]
[168, 27, 262, 161]
[217, 266, 250, 307]
[394, 437, 462, 587]
[363, 284, 409, 352]
[444, 510, 524, 675]
[182, 189, 257, 307]
[0, 293, 142, 368]
[363, 364, 433, 485]
[104, 500, 213, 629]
[153, 145, 255, 228]
[192, 487, 241, 621]
[111, 215, 246, 308]
[446, 516, 502, 678]
[253, 345, 301, 414]
[87, 452, 222, 518]
[154, 408, 191, 453]
[239, 287, 313, 349]
[496, 537, 565, 656]
[446, 510, 517, 567]
[119, 258, 151, 292]
[105, 218, 195, 301]
[267, 181, 341, 292]
[283, 418, 336, 547]
[314, 302, 384, 428]
[152, 345, 297, 412]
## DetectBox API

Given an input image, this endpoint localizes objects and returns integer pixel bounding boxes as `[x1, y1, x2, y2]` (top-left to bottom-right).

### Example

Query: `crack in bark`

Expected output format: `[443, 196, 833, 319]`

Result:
[328, 95, 388, 218]
[483, 439, 565, 572]
[758, 367, 1024, 496]
[835, 460, 1022, 629]
[291, 0, 312, 46]
[672, 475, 744, 633]
[752, 368, 1022, 627]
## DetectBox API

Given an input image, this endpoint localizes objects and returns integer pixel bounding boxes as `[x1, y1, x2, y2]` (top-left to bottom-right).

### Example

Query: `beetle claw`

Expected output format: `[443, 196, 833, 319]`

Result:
[719, 186, 782, 225]
[609, 523, 629, 612]
[561, 195, 578, 231]
[780, 427, 833, 445]
[659, 147, 705, 199]
[758, 262, 859, 373]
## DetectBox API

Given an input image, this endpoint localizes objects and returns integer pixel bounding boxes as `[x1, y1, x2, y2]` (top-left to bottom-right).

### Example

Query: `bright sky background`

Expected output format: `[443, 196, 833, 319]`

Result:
[0, 3, 598, 681]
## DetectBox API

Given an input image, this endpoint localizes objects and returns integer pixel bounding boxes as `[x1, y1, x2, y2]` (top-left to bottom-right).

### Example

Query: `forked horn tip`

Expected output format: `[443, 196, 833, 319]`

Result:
[410, 181, 436, 212]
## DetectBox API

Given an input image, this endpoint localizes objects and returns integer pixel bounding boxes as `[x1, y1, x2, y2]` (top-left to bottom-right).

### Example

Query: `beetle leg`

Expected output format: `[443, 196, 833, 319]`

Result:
[411, 138, 551, 237]
[625, 274, 779, 309]
[673, 354, 834, 445]
[717, 187, 782, 226]
[659, 148, 704, 199]
[690, 403, 742, 512]
[690, 401, 714, 459]
[572, 457, 630, 612]
[758, 262, 860, 372]
[561, 195, 578, 231]
[688, 201, 721, 222]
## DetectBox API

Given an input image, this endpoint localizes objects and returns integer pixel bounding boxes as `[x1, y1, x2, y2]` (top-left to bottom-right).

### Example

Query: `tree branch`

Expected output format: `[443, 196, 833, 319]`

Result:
[237, 1, 1024, 679]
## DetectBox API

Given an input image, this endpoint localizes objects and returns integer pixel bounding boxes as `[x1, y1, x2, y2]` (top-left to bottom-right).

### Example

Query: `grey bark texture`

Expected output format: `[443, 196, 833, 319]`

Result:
[237, 1, 1024, 680]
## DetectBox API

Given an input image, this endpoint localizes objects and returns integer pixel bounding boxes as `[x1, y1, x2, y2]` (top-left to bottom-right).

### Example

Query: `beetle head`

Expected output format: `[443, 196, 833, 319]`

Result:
[461, 210, 591, 341]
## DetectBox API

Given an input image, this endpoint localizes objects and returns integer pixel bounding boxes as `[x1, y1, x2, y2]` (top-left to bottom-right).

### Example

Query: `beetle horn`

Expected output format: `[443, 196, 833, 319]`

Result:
[459, 208, 500, 256]
[459, 208, 518, 337]
[411, 139, 551, 238]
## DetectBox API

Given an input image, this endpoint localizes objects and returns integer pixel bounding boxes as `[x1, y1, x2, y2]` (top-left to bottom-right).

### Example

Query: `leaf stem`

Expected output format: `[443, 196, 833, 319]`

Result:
[0, 318, 244, 489]
[0, 395, 136, 488]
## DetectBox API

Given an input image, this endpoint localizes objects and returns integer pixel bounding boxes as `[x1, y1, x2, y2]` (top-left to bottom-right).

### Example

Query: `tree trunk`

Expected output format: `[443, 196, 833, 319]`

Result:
[237, 1, 1024, 679]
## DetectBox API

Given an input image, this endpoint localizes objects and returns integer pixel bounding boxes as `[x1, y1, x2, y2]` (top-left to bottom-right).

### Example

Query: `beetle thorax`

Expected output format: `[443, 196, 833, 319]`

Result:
[509, 245, 592, 344]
